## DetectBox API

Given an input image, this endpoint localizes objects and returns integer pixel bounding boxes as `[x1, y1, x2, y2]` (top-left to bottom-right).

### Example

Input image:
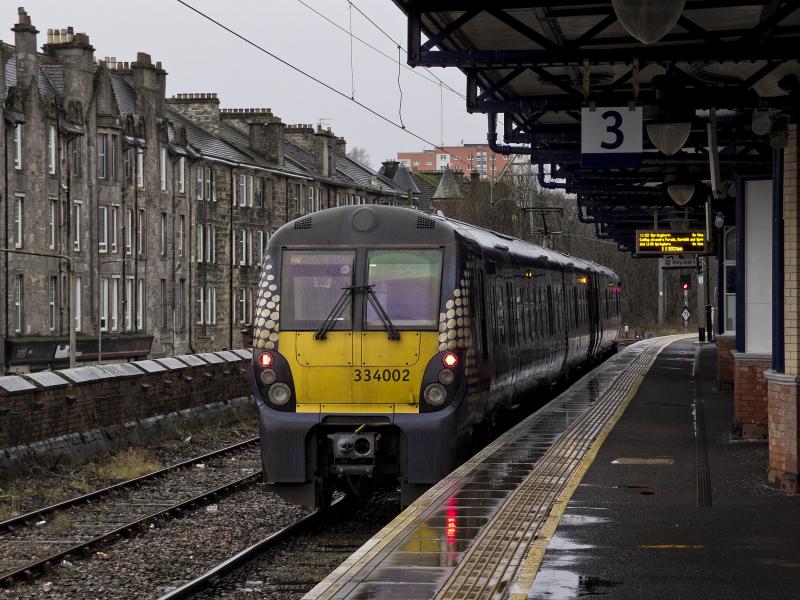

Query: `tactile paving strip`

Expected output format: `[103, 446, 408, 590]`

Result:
[436, 335, 682, 599]
[304, 336, 684, 600]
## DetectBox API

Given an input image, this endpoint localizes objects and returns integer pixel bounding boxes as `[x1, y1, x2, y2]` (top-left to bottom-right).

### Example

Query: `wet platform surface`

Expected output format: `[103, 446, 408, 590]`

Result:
[305, 336, 679, 600]
[528, 339, 800, 600]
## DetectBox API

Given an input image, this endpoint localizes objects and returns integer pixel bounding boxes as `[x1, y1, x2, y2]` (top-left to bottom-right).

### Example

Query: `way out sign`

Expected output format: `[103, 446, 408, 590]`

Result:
[581, 107, 642, 168]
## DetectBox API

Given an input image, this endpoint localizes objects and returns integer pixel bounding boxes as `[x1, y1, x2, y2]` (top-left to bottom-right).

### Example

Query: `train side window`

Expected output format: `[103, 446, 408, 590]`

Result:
[475, 267, 489, 360]
[547, 285, 554, 337]
[495, 282, 505, 344]
[506, 281, 515, 347]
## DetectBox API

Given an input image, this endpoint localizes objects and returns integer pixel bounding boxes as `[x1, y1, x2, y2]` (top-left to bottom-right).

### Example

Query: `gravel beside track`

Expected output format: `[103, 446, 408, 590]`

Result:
[187, 490, 400, 600]
[3, 486, 308, 599]
[0, 443, 263, 579]
[0, 414, 257, 520]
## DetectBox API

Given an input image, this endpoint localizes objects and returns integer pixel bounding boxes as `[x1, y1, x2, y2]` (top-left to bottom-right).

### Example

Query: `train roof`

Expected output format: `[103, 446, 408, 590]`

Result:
[271, 205, 618, 280]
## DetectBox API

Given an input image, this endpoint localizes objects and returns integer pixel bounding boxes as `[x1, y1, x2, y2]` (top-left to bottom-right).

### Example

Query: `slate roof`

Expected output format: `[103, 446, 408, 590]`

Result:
[284, 140, 354, 186]
[411, 172, 439, 211]
[168, 109, 257, 166]
[432, 167, 464, 200]
[336, 155, 406, 196]
[4, 56, 60, 99]
[390, 163, 420, 195]
[217, 121, 309, 178]
[110, 74, 136, 114]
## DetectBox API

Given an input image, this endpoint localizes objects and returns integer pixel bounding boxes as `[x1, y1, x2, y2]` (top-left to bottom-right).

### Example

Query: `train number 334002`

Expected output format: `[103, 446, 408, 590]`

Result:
[353, 368, 410, 382]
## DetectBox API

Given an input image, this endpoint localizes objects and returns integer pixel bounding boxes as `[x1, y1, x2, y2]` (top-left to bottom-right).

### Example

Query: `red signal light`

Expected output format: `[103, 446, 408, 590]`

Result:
[257, 352, 274, 368]
[682, 283, 689, 290]
[442, 352, 458, 368]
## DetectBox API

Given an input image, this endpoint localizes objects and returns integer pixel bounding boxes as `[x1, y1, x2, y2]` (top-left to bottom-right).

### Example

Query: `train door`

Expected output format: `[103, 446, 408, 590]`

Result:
[587, 274, 600, 358]
[471, 253, 491, 385]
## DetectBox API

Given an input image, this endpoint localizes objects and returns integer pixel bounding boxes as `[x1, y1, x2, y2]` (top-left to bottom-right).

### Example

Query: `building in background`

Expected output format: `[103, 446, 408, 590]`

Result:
[397, 144, 514, 179]
[0, 7, 409, 372]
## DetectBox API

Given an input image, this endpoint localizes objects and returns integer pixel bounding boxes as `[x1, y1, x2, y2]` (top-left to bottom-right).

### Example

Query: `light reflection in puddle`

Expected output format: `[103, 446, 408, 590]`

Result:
[559, 513, 611, 526]
[531, 569, 621, 599]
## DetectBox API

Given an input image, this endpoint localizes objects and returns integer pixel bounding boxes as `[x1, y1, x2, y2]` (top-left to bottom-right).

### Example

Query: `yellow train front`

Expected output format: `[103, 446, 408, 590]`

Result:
[251, 206, 468, 507]
[251, 205, 621, 507]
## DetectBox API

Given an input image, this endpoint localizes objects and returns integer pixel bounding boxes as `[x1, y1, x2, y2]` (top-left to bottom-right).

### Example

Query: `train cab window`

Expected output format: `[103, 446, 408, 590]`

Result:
[281, 250, 355, 330]
[365, 249, 443, 328]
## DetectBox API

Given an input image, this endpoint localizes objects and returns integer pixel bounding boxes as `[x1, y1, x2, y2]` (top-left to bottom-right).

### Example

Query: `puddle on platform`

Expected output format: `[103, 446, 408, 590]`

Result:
[559, 513, 611, 526]
[531, 569, 622, 599]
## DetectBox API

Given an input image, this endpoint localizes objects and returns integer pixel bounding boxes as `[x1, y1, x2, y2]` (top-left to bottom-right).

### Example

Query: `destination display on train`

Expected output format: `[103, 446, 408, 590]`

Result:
[636, 230, 707, 255]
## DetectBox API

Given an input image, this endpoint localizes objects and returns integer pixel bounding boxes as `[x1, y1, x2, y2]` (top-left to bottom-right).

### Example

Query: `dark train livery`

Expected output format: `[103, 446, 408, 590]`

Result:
[251, 205, 620, 506]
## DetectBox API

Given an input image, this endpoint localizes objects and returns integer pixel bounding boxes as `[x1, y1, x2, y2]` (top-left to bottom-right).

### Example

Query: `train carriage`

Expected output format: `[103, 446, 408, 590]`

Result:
[251, 205, 620, 507]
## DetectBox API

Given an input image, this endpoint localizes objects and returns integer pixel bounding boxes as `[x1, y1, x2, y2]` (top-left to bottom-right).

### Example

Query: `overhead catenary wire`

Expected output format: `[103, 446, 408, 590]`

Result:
[347, 0, 464, 99]
[174, 0, 487, 161]
[295, 0, 464, 99]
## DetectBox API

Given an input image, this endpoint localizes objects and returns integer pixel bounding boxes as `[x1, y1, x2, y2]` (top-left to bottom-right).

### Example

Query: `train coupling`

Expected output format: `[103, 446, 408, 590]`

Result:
[327, 432, 378, 476]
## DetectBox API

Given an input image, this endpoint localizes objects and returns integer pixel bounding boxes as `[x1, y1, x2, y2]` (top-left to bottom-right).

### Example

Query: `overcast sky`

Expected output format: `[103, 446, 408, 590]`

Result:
[11, 0, 488, 168]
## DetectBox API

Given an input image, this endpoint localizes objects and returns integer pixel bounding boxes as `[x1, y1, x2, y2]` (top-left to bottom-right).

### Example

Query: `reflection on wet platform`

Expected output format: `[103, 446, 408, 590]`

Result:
[304, 341, 662, 600]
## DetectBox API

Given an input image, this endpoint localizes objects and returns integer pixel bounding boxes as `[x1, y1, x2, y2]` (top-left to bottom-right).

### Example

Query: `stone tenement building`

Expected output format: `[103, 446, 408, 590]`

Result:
[0, 8, 414, 372]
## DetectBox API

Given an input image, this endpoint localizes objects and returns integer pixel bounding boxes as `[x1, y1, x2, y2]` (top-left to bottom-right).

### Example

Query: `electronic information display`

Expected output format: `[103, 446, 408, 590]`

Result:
[636, 230, 706, 255]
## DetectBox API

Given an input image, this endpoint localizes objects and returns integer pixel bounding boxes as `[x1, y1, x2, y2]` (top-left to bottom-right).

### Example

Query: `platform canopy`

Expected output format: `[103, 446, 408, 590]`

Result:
[390, 1, 800, 251]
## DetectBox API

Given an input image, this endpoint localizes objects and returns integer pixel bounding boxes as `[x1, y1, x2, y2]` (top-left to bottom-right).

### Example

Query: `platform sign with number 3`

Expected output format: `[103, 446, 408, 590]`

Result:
[581, 107, 643, 168]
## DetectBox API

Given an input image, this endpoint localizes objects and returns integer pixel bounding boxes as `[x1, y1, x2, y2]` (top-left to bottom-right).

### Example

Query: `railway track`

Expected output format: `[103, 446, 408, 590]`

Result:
[0, 437, 262, 586]
[157, 491, 399, 600]
[157, 496, 345, 600]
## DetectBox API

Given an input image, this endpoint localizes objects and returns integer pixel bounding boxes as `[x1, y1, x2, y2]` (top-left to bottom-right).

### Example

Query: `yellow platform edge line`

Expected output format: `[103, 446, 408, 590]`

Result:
[507, 338, 678, 599]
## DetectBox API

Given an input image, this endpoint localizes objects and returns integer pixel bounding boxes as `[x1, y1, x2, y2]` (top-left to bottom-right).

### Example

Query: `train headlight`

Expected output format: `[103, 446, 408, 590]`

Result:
[424, 383, 447, 407]
[442, 352, 458, 368]
[260, 369, 277, 386]
[438, 369, 455, 386]
[268, 382, 292, 406]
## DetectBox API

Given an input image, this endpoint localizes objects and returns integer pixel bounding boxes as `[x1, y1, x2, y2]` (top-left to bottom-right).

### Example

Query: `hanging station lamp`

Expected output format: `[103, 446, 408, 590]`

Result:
[612, 0, 687, 44]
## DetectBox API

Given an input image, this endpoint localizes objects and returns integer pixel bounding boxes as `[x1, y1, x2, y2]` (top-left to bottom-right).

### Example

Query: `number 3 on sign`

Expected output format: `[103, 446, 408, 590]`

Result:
[600, 110, 623, 150]
[580, 106, 642, 168]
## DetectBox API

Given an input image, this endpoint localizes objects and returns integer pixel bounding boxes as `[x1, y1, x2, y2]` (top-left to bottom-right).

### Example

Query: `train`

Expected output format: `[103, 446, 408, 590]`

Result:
[250, 205, 621, 507]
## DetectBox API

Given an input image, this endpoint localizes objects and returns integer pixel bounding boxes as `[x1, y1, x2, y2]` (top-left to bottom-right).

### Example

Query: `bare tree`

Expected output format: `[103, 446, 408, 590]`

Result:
[347, 146, 372, 168]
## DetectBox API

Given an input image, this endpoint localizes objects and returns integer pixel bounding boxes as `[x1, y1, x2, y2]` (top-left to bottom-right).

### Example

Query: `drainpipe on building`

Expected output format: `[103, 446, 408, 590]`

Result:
[230, 166, 234, 350]
[188, 158, 197, 353]
[2, 128, 8, 374]
[121, 146, 127, 337]
[171, 155, 177, 356]
[134, 146, 139, 335]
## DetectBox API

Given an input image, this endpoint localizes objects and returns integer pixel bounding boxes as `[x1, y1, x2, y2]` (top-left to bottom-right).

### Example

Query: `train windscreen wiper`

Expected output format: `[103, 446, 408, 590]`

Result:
[363, 284, 400, 341]
[314, 286, 354, 340]
[314, 285, 400, 341]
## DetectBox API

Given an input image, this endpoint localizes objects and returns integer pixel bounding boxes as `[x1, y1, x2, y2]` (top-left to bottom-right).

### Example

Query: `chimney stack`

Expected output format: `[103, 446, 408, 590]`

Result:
[166, 93, 221, 134]
[13, 7, 39, 88]
[335, 137, 347, 158]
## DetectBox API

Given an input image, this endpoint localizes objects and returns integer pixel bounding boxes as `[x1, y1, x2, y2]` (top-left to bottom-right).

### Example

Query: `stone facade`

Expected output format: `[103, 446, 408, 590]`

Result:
[0, 8, 411, 372]
[732, 352, 771, 439]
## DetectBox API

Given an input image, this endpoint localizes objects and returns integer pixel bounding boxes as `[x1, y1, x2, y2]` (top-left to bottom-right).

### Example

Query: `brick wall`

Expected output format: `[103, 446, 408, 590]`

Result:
[732, 352, 772, 439]
[765, 371, 799, 493]
[717, 334, 735, 391]
[0, 350, 251, 449]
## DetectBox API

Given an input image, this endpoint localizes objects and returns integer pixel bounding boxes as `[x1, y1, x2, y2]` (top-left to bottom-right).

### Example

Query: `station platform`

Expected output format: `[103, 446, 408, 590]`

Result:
[304, 336, 800, 600]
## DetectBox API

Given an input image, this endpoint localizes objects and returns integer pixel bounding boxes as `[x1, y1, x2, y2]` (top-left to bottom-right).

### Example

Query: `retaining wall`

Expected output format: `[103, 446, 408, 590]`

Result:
[0, 350, 254, 473]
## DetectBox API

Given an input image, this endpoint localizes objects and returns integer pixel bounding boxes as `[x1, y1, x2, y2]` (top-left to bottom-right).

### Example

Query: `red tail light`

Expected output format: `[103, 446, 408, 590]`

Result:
[442, 352, 458, 368]
[257, 352, 274, 368]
